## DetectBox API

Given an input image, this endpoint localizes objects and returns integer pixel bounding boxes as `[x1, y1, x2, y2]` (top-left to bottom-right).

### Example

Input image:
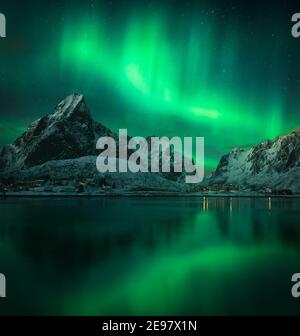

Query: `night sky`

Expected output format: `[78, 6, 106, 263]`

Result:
[0, 0, 300, 169]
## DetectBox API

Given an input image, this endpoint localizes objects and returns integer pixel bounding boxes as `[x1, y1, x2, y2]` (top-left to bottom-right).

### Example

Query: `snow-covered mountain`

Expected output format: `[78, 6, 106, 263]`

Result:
[3, 92, 298, 194]
[0, 93, 188, 192]
[0, 93, 116, 172]
[209, 131, 300, 193]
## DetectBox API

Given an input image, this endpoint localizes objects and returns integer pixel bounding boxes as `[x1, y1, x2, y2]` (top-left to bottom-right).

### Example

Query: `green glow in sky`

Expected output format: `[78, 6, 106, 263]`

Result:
[57, 6, 295, 168]
[0, 0, 299, 169]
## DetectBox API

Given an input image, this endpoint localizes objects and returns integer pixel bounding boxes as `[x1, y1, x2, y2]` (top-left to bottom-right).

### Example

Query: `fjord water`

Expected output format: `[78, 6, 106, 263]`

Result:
[0, 197, 300, 315]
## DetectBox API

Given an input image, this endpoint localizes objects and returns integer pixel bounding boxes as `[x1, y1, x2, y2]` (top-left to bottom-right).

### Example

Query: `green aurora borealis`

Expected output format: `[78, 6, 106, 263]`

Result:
[1, 0, 300, 169]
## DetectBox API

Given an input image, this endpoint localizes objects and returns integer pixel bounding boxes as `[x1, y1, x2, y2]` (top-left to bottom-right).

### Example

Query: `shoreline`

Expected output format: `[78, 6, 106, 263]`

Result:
[1, 191, 300, 198]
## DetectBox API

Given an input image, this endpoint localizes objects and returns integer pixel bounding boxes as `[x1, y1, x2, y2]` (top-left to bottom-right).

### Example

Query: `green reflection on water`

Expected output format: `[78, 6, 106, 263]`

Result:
[0, 197, 300, 315]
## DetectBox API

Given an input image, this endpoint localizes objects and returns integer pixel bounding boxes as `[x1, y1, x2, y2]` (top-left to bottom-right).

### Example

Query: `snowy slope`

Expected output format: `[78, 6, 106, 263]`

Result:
[1, 156, 188, 192]
[0, 93, 116, 171]
[209, 131, 300, 193]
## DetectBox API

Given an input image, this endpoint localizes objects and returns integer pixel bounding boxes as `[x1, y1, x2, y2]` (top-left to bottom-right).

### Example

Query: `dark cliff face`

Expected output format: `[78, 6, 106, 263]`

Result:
[0, 94, 116, 172]
[272, 132, 300, 172]
[246, 131, 300, 175]
[209, 130, 300, 192]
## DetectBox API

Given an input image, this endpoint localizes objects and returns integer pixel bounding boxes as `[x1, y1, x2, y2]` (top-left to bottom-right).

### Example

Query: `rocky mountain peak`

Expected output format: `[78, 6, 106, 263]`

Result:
[209, 130, 300, 193]
[50, 93, 89, 121]
[0, 93, 114, 172]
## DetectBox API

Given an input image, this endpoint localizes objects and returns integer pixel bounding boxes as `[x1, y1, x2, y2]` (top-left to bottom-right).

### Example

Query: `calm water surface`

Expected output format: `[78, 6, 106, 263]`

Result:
[0, 197, 300, 315]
